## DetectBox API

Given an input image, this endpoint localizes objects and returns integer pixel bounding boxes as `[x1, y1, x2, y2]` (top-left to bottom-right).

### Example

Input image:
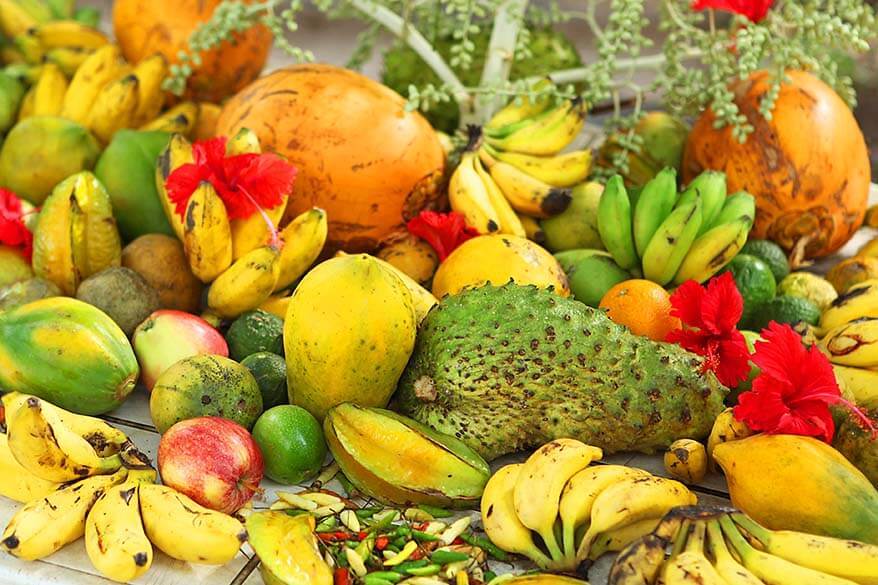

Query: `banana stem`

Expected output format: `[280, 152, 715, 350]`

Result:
[706, 520, 733, 562]
[719, 515, 755, 560]
[670, 520, 691, 559]
[539, 529, 565, 566]
[730, 513, 771, 546]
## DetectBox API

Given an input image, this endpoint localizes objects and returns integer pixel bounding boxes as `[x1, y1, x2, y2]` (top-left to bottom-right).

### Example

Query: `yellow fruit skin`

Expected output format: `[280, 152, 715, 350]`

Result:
[207, 245, 280, 319]
[258, 292, 291, 319]
[377, 235, 439, 286]
[0, 433, 61, 503]
[713, 433, 878, 544]
[663, 439, 708, 484]
[230, 196, 288, 260]
[155, 133, 193, 241]
[182, 182, 233, 283]
[432, 235, 570, 298]
[274, 208, 328, 291]
[246, 512, 332, 585]
[284, 254, 417, 420]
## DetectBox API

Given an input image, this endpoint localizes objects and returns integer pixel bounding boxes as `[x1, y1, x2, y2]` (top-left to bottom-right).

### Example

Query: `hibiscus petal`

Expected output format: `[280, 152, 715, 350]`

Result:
[771, 401, 835, 443]
[665, 327, 711, 354]
[407, 211, 478, 261]
[691, 0, 773, 22]
[166, 163, 208, 220]
[233, 154, 297, 220]
[701, 273, 744, 334]
[668, 279, 706, 327]
[713, 332, 752, 387]
[735, 380, 789, 431]
[751, 322, 803, 381]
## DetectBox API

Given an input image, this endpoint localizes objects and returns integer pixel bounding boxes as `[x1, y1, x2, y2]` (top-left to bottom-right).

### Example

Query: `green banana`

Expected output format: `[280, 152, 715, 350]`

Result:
[597, 175, 638, 271]
[678, 171, 727, 236]
[673, 218, 750, 285]
[709, 191, 756, 231]
[642, 199, 703, 286]
[633, 167, 678, 258]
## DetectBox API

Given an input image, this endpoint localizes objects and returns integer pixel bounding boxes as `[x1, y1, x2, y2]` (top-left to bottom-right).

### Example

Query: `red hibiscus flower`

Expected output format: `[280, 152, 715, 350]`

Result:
[734, 322, 874, 443]
[665, 272, 752, 388]
[692, 0, 773, 23]
[0, 189, 33, 262]
[407, 211, 479, 261]
[166, 136, 297, 222]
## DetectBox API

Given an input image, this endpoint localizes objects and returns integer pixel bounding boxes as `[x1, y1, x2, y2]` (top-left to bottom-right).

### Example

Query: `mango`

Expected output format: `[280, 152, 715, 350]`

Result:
[284, 254, 417, 420]
[246, 512, 332, 585]
[540, 182, 605, 252]
[324, 403, 491, 508]
[713, 433, 878, 544]
[554, 249, 631, 307]
[0, 297, 139, 414]
[0, 116, 100, 205]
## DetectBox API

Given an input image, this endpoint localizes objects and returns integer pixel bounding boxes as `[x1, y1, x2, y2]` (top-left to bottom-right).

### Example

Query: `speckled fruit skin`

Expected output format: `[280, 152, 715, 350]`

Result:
[133, 310, 228, 390]
[158, 416, 264, 514]
[396, 283, 726, 461]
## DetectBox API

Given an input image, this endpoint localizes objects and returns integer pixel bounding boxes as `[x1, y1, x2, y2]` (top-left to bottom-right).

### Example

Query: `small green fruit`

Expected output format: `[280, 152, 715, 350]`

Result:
[252, 405, 326, 485]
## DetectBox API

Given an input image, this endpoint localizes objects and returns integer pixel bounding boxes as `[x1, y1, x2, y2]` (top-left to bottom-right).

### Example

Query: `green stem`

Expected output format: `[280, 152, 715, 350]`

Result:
[545, 50, 703, 86]
[346, 0, 472, 112]
[474, 0, 529, 124]
[730, 513, 772, 547]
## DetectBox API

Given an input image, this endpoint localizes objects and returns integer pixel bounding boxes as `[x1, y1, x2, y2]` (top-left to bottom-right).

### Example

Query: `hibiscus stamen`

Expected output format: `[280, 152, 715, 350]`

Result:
[237, 184, 281, 250]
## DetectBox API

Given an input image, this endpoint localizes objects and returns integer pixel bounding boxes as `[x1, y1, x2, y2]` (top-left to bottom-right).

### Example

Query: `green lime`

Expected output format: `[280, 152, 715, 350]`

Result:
[241, 352, 288, 409]
[746, 295, 821, 332]
[740, 239, 790, 283]
[226, 310, 284, 361]
[721, 254, 776, 327]
[252, 405, 327, 485]
[777, 272, 838, 312]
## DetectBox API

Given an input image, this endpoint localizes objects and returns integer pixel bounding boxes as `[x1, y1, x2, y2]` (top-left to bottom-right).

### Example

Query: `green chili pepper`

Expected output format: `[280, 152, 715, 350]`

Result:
[316, 517, 338, 532]
[390, 559, 429, 574]
[460, 534, 509, 561]
[391, 537, 407, 550]
[363, 577, 394, 585]
[356, 508, 381, 520]
[405, 564, 441, 576]
[394, 526, 412, 537]
[365, 572, 402, 583]
[283, 509, 311, 518]
[430, 550, 470, 564]
[417, 504, 453, 518]
[484, 571, 497, 583]
[411, 530, 439, 542]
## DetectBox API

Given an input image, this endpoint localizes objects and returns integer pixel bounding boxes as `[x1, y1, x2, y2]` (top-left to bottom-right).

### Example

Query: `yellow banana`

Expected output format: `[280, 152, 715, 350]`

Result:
[3, 392, 127, 456]
[577, 476, 695, 561]
[32, 62, 68, 117]
[733, 513, 878, 585]
[16, 85, 35, 121]
[183, 181, 233, 283]
[608, 515, 685, 585]
[6, 395, 122, 482]
[514, 439, 603, 563]
[258, 291, 291, 319]
[485, 99, 586, 156]
[663, 551, 729, 585]
[274, 207, 328, 291]
[673, 219, 750, 285]
[832, 365, 878, 405]
[720, 515, 858, 585]
[62, 44, 130, 125]
[485, 146, 592, 188]
[705, 520, 763, 585]
[226, 126, 261, 154]
[44, 46, 94, 76]
[558, 464, 649, 561]
[819, 279, 878, 332]
[13, 31, 44, 64]
[85, 481, 153, 582]
[207, 244, 280, 319]
[1, 468, 127, 561]
[140, 100, 198, 135]
[0, 433, 61, 503]
[86, 72, 139, 144]
[131, 54, 169, 126]
[0, 0, 39, 37]
[479, 149, 572, 218]
[34, 21, 108, 50]
[821, 317, 878, 368]
[155, 133, 194, 240]
[449, 151, 502, 234]
[139, 484, 246, 564]
[485, 81, 552, 130]
[480, 463, 553, 568]
[473, 154, 526, 237]
[517, 212, 546, 243]
[587, 517, 661, 560]
[706, 407, 753, 472]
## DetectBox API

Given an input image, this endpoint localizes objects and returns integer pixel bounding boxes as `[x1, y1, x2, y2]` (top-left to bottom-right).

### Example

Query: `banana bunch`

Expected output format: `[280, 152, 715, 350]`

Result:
[0, 392, 246, 582]
[480, 438, 696, 572]
[609, 506, 878, 585]
[448, 94, 592, 236]
[155, 129, 329, 319]
[598, 169, 756, 285]
[816, 279, 878, 403]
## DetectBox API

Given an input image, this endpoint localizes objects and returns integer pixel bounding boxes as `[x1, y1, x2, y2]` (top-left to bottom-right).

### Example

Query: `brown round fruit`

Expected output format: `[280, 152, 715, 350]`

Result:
[112, 0, 273, 103]
[121, 234, 203, 313]
[216, 64, 445, 254]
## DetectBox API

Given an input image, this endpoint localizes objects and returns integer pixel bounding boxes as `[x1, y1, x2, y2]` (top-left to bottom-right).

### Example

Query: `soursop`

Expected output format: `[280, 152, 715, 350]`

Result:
[394, 283, 727, 460]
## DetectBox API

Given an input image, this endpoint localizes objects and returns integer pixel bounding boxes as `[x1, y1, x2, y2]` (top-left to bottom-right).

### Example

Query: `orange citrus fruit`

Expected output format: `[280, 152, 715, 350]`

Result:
[598, 279, 680, 341]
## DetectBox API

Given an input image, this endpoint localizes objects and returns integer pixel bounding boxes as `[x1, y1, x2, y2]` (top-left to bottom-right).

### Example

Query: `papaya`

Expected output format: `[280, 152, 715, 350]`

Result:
[0, 297, 139, 415]
[284, 254, 417, 420]
[713, 433, 878, 544]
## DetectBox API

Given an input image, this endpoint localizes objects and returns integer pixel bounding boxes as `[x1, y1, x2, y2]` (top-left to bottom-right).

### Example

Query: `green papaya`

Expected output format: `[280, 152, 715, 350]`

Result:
[0, 297, 139, 414]
[95, 130, 173, 241]
[0, 116, 100, 205]
[395, 283, 726, 461]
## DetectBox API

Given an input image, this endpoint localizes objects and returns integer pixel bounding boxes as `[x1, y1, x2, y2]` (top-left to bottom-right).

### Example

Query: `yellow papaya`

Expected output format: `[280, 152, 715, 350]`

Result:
[0, 297, 139, 414]
[284, 254, 417, 420]
[713, 433, 878, 544]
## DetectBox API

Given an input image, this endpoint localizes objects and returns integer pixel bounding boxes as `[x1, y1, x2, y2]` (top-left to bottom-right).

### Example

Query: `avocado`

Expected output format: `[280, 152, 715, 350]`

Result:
[395, 283, 727, 460]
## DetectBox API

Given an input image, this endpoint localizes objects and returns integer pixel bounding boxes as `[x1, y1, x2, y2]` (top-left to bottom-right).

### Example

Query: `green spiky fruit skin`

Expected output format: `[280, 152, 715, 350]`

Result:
[395, 283, 727, 461]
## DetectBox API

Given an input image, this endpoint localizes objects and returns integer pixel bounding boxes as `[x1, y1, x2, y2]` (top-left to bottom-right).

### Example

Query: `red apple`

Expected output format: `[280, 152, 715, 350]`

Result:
[158, 416, 264, 513]
[133, 310, 228, 390]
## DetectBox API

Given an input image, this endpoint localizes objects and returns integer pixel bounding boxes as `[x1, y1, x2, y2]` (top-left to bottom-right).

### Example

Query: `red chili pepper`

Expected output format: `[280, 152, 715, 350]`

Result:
[452, 537, 464, 545]
[318, 532, 354, 542]
[415, 522, 429, 531]
[357, 532, 368, 541]
[334, 568, 349, 585]
[410, 549, 424, 561]
[375, 536, 389, 550]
